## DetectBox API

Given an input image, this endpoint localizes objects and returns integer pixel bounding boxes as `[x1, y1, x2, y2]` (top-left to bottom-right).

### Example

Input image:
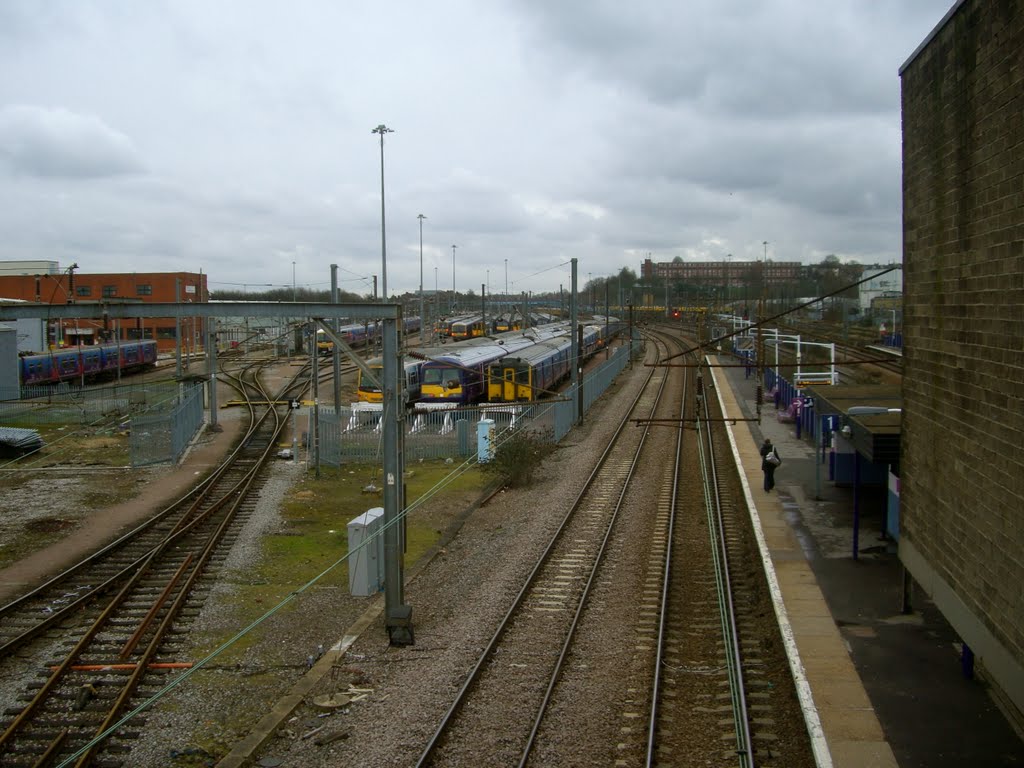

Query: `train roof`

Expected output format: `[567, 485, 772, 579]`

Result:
[450, 314, 484, 325]
[422, 339, 534, 367]
[491, 336, 574, 366]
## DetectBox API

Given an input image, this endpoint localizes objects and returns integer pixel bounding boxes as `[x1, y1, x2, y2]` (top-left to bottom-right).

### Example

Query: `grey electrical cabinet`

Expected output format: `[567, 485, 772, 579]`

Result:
[348, 507, 385, 596]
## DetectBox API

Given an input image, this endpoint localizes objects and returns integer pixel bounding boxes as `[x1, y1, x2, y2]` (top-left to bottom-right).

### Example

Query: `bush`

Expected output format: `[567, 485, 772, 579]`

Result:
[481, 427, 556, 488]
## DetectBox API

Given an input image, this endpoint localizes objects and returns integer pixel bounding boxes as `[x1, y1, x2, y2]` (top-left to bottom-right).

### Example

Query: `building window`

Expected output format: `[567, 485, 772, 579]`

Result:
[76, 285, 92, 297]
[136, 284, 152, 296]
[156, 326, 178, 340]
[126, 327, 154, 340]
[102, 285, 117, 298]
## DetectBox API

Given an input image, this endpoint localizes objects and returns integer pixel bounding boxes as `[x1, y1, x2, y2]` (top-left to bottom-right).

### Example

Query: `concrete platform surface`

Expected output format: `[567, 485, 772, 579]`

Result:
[714, 359, 1024, 768]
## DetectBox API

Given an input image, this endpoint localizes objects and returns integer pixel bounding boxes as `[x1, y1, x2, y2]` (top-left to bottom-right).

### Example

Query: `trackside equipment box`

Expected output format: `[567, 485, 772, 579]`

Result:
[348, 507, 385, 596]
[477, 418, 495, 463]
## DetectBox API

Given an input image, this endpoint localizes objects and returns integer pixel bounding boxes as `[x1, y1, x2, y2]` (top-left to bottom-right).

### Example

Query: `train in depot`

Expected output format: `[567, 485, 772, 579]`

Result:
[448, 315, 489, 341]
[434, 312, 560, 342]
[316, 316, 421, 354]
[485, 322, 612, 402]
[356, 327, 554, 406]
[19, 340, 159, 386]
[353, 320, 609, 407]
[418, 339, 540, 405]
[417, 321, 602, 405]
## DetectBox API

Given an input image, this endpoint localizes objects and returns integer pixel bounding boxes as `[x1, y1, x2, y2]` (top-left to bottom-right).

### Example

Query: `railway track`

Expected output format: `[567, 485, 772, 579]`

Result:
[411, 327, 819, 766]
[414, 331, 675, 766]
[644, 351, 817, 766]
[0, 359, 310, 767]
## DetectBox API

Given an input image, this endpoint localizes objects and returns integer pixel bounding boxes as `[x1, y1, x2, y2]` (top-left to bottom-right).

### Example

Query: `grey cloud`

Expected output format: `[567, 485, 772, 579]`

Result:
[0, 105, 143, 179]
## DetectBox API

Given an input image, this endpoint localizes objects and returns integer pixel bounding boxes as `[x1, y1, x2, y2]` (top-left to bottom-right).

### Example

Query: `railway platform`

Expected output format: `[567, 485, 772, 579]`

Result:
[712, 358, 1024, 767]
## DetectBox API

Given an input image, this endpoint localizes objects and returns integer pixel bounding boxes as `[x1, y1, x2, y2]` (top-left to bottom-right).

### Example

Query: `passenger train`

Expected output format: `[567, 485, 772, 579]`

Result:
[354, 330, 524, 405]
[448, 315, 489, 341]
[316, 317, 421, 354]
[486, 324, 607, 402]
[19, 340, 159, 386]
[419, 338, 540, 404]
[354, 323, 580, 406]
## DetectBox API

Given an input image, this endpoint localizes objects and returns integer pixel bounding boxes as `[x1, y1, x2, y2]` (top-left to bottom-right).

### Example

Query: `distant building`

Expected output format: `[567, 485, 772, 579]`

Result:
[0, 264, 208, 353]
[859, 267, 903, 314]
[900, 0, 1024, 718]
[0, 260, 60, 277]
[640, 257, 803, 288]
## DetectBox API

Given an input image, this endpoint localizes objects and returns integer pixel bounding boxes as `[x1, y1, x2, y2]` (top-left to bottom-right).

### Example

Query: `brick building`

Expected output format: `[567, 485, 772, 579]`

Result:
[640, 257, 803, 287]
[0, 264, 208, 353]
[900, 0, 1023, 716]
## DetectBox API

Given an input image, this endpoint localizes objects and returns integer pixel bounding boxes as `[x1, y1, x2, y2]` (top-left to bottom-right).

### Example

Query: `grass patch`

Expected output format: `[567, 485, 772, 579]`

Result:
[263, 460, 488, 588]
[196, 460, 490, 656]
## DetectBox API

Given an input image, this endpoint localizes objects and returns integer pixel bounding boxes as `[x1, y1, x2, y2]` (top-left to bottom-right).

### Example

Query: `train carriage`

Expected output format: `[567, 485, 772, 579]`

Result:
[355, 326, 573, 406]
[356, 357, 424, 404]
[487, 336, 573, 402]
[448, 315, 489, 341]
[18, 340, 159, 386]
[419, 337, 538, 405]
[485, 324, 605, 403]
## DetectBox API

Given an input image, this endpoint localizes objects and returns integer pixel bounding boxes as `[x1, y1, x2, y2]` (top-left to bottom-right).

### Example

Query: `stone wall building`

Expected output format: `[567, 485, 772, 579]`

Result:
[900, 0, 1024, 716]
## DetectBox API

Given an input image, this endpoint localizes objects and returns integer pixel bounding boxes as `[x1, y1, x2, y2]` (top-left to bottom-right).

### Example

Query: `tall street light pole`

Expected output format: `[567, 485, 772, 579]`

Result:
[418, 214, 427, 344]
[372, 124, 394, 301]
[292, 261, 296, 301]
[451, 244, 457, 313]
[762, 240, 769, 313]
[504, 258, 508, 299]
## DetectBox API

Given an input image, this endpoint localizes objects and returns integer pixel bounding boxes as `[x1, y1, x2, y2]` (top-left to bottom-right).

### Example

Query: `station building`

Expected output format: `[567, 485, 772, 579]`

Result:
[0, 261, 207, 353]
[900, 0, 1024, 719]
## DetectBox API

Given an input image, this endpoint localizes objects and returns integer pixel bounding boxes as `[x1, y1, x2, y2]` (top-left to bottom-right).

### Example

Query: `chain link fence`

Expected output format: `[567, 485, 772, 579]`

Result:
[0, 381, 179, 427]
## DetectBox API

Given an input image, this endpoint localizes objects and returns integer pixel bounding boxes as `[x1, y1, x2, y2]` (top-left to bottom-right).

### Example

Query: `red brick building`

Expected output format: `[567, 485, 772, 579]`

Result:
[0, 268, 208, 353]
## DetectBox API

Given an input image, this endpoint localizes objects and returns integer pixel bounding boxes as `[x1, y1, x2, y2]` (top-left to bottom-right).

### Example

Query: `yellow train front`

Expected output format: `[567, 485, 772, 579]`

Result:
[448, 315, 489, 341]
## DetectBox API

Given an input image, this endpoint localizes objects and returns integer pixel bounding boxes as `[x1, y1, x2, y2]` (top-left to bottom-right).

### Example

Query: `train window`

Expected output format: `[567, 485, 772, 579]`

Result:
[423, 366, 460, 386]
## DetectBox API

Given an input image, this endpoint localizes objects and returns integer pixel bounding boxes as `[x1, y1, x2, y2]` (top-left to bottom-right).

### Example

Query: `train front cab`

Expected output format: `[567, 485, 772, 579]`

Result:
[421, 363, 469, 403]
[488, 359, 532, 402]
[358, 360, 423, 404]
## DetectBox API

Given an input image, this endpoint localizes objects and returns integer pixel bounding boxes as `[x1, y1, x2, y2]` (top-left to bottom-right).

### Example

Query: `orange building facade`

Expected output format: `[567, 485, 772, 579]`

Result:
[0, 270, 208, 353]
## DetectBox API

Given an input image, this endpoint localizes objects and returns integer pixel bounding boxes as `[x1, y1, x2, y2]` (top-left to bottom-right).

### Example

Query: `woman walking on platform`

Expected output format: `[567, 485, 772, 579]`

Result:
[760, 438, 781, 492]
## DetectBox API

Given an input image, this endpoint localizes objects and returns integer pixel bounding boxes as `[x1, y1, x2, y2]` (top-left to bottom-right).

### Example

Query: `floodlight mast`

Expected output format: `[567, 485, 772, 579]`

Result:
[372, 124, 394, 300]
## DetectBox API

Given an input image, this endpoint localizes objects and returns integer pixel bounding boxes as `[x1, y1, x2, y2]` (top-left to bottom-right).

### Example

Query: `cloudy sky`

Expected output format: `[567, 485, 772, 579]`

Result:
[0, 1, 950, 298]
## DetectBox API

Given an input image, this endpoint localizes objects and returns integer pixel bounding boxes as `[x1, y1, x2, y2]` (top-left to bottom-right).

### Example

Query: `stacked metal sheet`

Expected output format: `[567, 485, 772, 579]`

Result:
[0, 427, 44, 456]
